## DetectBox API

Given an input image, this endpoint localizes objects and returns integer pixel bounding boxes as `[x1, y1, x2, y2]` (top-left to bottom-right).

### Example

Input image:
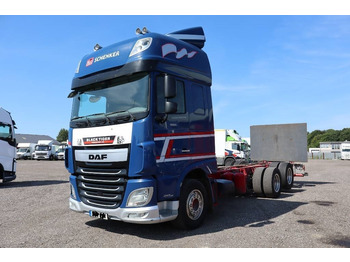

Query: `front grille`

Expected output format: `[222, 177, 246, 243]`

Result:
[76, 164, 127, 209]
[36, 153, 47, 156]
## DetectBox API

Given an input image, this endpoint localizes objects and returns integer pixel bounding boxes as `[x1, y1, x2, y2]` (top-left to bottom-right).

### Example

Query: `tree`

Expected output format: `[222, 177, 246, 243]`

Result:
[307, 130, 324, 148]
[56, 128, 68, 142]
[339, 128, 350, 141]
[307, 128, 350, 149]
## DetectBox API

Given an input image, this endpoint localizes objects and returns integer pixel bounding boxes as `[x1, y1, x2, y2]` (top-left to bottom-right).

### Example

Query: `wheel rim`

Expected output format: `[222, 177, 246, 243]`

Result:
[186, 189, 204, 221]
[273, 174, 281, 193]
[287, 168, 293, 185]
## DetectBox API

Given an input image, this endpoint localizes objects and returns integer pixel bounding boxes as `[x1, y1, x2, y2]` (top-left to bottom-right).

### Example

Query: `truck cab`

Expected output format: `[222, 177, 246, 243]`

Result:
[66, 27, 217, 228]
[0, 108, 17, 183]
[34, 140, 55, 160]
[17, 143, 36, 160]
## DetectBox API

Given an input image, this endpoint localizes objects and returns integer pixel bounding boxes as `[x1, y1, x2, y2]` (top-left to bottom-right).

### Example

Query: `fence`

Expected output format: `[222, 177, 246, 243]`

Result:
[308, 152, 341, 160]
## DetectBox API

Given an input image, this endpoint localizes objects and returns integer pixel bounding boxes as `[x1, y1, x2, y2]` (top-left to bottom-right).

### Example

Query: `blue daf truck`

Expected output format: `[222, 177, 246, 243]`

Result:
[66, 27, 299, 229]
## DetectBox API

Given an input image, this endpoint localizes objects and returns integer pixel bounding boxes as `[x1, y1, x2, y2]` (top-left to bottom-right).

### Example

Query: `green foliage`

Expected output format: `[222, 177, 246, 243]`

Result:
[307, 128, 350, 148]
[56, 128, 68, 142]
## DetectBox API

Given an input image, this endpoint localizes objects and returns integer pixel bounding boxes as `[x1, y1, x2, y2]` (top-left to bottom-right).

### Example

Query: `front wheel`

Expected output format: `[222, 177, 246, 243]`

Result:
[172, 179, 208, 230]
[224, 158, 235, 166]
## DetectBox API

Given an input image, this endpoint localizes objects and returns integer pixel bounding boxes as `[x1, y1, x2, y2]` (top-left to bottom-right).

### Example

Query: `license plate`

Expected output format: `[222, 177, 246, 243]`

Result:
[89, 210, 108, 220]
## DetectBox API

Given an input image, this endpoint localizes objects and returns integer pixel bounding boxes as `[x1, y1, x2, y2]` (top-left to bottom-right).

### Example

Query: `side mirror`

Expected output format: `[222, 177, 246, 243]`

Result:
[68, 90, 78, 98]
[164, 75, 176, 98]
[165, 101, 177, 114]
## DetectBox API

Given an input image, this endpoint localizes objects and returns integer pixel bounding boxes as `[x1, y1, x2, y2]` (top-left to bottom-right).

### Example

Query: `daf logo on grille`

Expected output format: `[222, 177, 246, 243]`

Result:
[89, 154, 107, 160]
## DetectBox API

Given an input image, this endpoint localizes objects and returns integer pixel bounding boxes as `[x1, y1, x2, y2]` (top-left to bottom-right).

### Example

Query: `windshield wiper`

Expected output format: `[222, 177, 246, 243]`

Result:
[71, 110, 135, 127]
[71, 116, 92, 127]
[106, 110, 135, 122]
[86, 113, 112, 124]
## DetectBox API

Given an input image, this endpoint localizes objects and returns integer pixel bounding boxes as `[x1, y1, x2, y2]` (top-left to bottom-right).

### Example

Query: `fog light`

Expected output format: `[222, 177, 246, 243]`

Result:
[128, 212, 149, 219]
[126, 187, 153, 207]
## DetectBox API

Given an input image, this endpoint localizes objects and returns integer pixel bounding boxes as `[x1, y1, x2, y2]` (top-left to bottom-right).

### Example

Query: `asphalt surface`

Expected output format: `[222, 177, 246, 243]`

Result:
[1, 159, 349, 248]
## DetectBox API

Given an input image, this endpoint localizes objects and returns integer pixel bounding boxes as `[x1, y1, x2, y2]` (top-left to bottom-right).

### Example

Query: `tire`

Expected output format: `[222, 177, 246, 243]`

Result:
[262, 167, 282, 198]
[278, 162, 294, 189]
[252, 167, 266, 196]
[0, 165, 4, 182]
[224, 158, 235, 167]
[268, 162, 280, 168]
[172, 179, 208, 230]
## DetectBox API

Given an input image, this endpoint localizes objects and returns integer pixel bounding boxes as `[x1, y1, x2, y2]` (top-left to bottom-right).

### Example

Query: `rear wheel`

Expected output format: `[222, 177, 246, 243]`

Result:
[278, 162, 294, 189]
[252, 167, 266, 196]
[262, 167, 282, 198]
[172, 179, 208, 230]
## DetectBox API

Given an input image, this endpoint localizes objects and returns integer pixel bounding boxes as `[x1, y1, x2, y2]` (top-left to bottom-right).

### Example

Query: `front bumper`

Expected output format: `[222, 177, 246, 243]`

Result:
[69, 197, 178, 224]
[34, 155, 49, 160]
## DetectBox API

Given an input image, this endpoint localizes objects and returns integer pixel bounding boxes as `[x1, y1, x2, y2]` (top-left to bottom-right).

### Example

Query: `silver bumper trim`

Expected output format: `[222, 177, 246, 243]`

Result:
[69, 198, 178, 224]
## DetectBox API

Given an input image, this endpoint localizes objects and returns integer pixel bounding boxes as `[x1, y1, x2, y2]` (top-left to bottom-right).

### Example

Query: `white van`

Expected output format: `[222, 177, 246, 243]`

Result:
[0, 108, 17, 183]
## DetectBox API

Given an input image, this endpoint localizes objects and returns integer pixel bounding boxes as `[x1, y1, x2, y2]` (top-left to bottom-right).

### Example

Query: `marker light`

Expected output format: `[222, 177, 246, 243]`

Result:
[136, 28, 142, 35]
[75, 60, 81, 74]
[129, 37, 152, 57]
[126, 187, 153, 207]
[94, 44, 102, 51]
[70, 184, 77, 200]
[136, 27, 149, 35]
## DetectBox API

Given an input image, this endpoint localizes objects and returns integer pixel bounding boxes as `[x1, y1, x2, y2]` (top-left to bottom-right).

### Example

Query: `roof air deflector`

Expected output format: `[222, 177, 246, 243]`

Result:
[166, 27, 206, 49]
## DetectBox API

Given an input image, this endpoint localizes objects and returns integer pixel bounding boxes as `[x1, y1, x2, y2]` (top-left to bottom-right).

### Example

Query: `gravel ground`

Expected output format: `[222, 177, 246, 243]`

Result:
[1, 159, 349, 248]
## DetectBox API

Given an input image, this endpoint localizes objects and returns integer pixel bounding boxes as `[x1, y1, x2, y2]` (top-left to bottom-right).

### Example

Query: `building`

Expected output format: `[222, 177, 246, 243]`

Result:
[16, 134, 60, 145]
[309, 141, 344, 160]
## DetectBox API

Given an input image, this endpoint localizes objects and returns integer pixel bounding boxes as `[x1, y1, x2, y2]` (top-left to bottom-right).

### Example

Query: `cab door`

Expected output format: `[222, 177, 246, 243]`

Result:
[153, 74, 190, 200]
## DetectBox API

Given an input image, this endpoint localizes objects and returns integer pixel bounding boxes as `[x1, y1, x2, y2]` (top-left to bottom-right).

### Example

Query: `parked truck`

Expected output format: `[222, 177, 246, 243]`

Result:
[214, 129, 250, 166]
[34, 140, 56, 160]
[55, 144, 67, 160]
[17, 143, 36, 160]
[0, 107, 17, 183]
[65, 27, 307, 229]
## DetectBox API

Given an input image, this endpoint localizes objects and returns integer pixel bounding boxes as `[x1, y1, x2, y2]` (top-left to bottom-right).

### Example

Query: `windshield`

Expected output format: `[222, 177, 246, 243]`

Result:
[0, 123, 12, 140]
[18, 148, 28, 153]
[35, 145, 50, 151]
[70, 73, 149, 127]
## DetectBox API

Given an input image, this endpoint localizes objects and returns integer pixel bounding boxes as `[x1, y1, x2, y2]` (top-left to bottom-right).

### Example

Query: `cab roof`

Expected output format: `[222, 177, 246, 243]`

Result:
[72, 27, 212, 89]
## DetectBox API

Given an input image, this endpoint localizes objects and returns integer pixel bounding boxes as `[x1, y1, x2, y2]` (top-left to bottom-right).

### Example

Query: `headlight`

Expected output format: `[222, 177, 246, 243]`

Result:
[129, 37, 152, 57]
[126, 187, 153, 207]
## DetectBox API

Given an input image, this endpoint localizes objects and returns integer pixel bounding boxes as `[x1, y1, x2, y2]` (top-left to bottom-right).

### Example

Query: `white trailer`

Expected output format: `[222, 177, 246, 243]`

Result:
[34, 140, 56, 160]
[341, 142, 350, 160]
[16, 143, 36, 160]
[0, 107, 17, 183]
[214, 129, 250, 166]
